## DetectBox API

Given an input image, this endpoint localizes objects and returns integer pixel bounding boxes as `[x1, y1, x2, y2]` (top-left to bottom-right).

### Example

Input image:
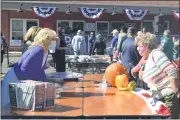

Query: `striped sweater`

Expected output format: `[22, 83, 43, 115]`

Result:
[143, 49, 177, 99]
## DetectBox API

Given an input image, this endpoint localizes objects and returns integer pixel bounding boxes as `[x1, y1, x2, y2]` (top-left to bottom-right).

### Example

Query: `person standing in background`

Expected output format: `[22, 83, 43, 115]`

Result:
[55, 27, 67, 72]
[159, 30, 174, 61]
[71, 30, 85, 55]
[1, 32, 8, 74]
[111, 29, 119, 49]
[116, 26, 128, 63]
[111, 29, 119, 61]
[22, 26, 42, 54]
[89, 32, 95, 56]
[92, 34, 106, 55]
[172, 36, 179, 60]
[8, 26, 42, 68]
[121, 27, 141, 80]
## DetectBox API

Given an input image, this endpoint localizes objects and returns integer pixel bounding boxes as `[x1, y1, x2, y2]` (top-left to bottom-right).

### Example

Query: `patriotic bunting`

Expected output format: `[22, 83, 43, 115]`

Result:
[124, 9, 149, 21]
[32, 6, 57, 18]
[79, 7, 106, 19]
[133, 90, 170, 115]
[172, 10, 179, 20]
[124, 22, 136, 28]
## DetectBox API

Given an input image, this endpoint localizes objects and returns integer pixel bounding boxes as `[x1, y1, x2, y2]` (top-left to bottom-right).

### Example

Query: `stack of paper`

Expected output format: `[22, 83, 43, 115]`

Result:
[9, 80, 56, 111]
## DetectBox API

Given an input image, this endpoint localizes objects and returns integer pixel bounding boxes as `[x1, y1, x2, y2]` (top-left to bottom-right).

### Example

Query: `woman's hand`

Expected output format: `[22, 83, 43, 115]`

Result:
[131, 70, 136, 78]
[138, 69, 144, 80]
[138, 64, 145, 80]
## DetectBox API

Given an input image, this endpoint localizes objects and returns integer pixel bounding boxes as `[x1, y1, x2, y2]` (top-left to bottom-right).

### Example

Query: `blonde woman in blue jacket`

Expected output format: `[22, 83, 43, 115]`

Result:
[1, 28, 57, 107]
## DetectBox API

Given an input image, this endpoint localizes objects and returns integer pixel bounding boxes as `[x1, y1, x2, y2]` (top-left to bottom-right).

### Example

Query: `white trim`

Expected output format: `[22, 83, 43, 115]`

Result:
[56, 20, 85, 33]
[96, 21, 109, 37]
[10, 18, 39, 46]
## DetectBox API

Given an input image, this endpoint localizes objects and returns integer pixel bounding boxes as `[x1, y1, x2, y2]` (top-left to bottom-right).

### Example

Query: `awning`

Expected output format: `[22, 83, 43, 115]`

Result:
[172, 10, 179, 20]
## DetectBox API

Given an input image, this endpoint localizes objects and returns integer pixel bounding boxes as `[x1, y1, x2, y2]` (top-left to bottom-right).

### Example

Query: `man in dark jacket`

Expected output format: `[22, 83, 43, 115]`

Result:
[121, 27, 141, 80]
[92, 34, 106, 55]
[1, 32, 7, 65]
[1, 32, 8, 74]
[89, 32, 95, 56]
[55, 27, 67, 72]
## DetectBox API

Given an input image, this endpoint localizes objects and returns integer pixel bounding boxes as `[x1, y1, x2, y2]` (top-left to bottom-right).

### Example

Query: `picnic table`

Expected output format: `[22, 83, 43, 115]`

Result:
[65, 55, 111, 73]
[1, 74, 170, 119]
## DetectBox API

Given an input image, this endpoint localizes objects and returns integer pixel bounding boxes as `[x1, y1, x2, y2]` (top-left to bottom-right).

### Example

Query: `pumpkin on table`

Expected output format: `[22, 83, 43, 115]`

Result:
[115, 74, 129, 88]
[105, 62, 128, 87]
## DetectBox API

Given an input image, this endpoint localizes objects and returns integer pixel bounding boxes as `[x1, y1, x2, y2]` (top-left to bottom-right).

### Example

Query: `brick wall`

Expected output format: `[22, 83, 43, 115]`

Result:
[1, 10, 179, 51]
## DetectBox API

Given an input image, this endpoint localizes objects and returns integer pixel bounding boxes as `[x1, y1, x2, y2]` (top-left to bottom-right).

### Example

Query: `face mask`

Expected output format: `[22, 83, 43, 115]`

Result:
[137, 45, 148, 56]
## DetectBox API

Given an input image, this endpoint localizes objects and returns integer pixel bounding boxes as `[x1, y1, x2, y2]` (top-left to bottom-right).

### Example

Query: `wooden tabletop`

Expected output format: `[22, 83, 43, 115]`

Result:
[2, 74, 156, 117]
[83, 87, 153, 116]
[62, 74, 104, 88]
[2, 88, 83, 117]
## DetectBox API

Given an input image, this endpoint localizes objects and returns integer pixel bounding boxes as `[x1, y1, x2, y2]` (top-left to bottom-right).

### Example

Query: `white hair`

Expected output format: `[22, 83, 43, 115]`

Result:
[137, 32, 158, 50]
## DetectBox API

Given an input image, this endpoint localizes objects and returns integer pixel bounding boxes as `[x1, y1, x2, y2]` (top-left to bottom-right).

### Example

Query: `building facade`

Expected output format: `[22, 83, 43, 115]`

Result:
[1, 1, 179, 51]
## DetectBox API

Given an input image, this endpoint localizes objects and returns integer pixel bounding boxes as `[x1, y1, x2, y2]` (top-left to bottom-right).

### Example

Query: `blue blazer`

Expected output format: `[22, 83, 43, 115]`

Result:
[14, 45, 47, 81]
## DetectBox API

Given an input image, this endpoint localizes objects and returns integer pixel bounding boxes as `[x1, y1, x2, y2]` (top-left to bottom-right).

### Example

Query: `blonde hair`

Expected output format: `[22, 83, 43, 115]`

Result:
[24, 26, 42, 41]
[137, 32, 158, 50]
[31, 28, 56, 52]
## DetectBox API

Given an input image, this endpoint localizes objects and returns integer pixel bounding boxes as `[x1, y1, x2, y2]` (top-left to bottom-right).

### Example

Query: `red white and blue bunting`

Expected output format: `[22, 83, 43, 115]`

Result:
[124, 22, 136, 28]
[172, 10, 179, 20]
[79, 7, 106, 19]
[124, 9, 149, 21]
[32, 6, 57, 18]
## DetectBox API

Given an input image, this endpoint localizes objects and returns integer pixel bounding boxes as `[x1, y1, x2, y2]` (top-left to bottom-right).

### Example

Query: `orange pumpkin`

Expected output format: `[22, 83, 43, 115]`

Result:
[115, 74, 129, 88]
[105, 62, 128, 87]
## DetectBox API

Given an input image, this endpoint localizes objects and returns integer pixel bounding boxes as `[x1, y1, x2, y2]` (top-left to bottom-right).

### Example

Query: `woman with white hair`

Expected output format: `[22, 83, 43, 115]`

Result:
[71, 30, 85, 55]
[1, 28, 57, 107]
[137, 32, 179, 119]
